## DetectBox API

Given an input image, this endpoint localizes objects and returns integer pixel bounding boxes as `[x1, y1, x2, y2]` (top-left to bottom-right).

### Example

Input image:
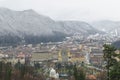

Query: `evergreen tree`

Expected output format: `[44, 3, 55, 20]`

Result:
[5, 62, 12, 80]
[0, 62, 3, 77]
[73, 65, 86, 80]
[73, 65, 78, 80]
[103, 44, 120, 80]
[109, 62, 120, 80]
[77, 67, 86, 80]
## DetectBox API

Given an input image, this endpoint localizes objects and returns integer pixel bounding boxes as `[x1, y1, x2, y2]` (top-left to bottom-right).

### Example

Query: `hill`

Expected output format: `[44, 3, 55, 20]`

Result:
[0, 8, 98, 45]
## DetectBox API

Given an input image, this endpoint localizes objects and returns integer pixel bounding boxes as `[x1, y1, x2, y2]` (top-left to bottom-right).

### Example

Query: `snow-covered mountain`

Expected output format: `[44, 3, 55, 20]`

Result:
[0, 8, 57, 36]
[91, 20, 120, 35]
[0, 8, 98, 45]
[57, 21, 98, 35]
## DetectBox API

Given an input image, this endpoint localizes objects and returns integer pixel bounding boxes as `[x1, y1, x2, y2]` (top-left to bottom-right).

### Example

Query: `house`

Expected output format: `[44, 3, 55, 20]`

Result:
[90, 48, 104, 66]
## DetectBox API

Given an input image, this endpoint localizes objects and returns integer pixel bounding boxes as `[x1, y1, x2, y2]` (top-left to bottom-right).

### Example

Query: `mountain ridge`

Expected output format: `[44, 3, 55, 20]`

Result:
[91, 20, 120, 35]
[0, 8, 99, 45]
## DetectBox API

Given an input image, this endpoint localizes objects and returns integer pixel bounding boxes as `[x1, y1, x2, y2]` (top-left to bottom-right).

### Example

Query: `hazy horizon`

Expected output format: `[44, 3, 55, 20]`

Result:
[0, 0, 120, 22]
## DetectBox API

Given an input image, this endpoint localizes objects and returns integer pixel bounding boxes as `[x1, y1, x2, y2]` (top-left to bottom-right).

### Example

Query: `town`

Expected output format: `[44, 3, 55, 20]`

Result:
[0, 33, 119, 80]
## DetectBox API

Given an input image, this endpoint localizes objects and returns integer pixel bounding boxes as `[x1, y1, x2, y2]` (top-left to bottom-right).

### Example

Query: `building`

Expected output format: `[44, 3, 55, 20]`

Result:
[90, 48, 104, 66]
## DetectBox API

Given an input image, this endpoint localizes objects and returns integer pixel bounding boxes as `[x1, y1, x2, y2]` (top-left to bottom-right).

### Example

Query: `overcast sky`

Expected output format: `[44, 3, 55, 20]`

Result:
[0, 0, 120, 22]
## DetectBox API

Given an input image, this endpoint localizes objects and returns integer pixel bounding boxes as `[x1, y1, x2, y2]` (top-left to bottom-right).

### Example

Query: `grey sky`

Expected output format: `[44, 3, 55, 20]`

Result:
[0, 0, 120, 22]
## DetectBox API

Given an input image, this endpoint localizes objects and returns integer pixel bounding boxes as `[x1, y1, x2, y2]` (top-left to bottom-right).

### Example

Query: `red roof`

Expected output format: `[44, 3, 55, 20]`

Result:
[87, 75, 96, 80]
